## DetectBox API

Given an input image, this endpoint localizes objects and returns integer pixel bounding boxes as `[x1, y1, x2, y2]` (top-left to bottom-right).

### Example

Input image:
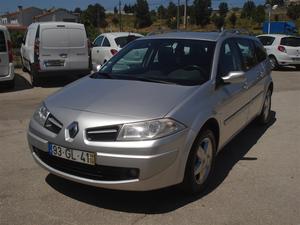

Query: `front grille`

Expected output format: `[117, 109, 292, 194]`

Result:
[44, 114, 63, 134]
[86, 125, 120, 142]
[33, 147, 139, 181]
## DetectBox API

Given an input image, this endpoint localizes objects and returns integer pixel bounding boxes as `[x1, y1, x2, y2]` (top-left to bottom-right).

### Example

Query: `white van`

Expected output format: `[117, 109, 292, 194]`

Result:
[0, 25, 15, 88]
[21, 22, 91, 86]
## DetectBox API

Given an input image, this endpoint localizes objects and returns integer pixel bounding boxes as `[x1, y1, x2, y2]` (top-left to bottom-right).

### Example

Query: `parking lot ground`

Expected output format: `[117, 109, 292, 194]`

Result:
[0, 69, 299, 225]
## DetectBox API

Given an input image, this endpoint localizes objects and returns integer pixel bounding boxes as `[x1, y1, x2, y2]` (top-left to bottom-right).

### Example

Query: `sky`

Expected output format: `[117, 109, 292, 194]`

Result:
[0, 0, 265, 14]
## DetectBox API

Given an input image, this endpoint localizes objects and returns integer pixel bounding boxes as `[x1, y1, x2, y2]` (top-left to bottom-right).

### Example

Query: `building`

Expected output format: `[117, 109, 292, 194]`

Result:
[33, 8, 79, 23]
[0, 6, 43, 26]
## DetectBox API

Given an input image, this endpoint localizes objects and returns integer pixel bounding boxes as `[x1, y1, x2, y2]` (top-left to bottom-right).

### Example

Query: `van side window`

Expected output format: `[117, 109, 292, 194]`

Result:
[0, 31, 6, 52]
[102, 37, 111, 47]
[236, 39, 257, 71]
[217, 41, 241, 79]
[94, 36, 104, 47]
[254, 40, 267, 63]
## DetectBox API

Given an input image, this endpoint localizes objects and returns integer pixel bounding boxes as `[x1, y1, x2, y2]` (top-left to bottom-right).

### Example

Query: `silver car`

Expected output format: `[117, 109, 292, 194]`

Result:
[27, 31, 273, 193]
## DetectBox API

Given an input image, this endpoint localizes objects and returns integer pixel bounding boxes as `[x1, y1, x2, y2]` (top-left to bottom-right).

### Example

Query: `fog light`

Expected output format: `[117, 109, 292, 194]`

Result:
[129, 169, 139, 178]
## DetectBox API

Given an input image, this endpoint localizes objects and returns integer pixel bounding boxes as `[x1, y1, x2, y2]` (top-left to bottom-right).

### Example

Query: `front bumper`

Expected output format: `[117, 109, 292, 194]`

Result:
[0, 63, 14, 82]
[27, 125, 194, 191]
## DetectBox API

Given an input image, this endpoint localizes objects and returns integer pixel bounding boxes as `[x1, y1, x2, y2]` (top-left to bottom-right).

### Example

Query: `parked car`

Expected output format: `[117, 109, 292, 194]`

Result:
[257, 34, 300, 70]
[91, 32, 143, 70]
[28, 31, 273, 193]
[0, 25, 14, 88]
[21, 22, 91, 86]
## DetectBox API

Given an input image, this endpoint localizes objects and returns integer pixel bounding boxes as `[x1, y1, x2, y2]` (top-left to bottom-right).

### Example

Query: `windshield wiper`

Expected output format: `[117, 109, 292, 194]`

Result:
[91, 72, 113, 79]
[134, 77, 176, 85]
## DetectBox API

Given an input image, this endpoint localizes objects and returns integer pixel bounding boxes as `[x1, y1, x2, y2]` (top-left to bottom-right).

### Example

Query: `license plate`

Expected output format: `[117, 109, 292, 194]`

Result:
[45, 60, 65, 67]
[48, 143, 95, 165]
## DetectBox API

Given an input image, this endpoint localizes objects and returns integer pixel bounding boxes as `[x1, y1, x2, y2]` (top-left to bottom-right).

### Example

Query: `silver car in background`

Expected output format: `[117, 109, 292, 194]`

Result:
[27, 31, 273, 193]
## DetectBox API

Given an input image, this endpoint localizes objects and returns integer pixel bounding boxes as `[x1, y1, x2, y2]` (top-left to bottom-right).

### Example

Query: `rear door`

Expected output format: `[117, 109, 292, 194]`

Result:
[280, 37, 300, 62]
[91, 35, 104, 66]
[66, 25, 89, 70]
[40, 24, 70, 71]
[0, 30, 9, 76]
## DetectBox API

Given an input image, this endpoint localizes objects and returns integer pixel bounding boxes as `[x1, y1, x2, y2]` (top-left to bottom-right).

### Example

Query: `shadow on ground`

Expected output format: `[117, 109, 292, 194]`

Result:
[275, 66, 300, 72]
[0, 73, 32, 93]
[46, 111, 276, 214]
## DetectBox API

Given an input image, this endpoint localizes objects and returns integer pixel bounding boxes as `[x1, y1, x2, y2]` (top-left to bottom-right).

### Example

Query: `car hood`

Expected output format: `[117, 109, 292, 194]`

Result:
[45, 76, 197, 120]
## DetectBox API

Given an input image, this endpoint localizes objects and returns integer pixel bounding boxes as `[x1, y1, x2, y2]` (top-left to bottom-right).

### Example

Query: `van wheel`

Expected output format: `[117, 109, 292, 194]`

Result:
[182, 129, 216, 194]
[30, 64, 40, 87]
[257, 89, 272, 125]
[295, 65, 300, 70]
[4, 78, 15, 89]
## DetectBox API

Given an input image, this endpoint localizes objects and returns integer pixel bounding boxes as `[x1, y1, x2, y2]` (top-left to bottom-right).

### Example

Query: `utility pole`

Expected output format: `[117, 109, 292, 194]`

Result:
[177, 0, 180, 30]
[119, 0, 122, 32]
[183, 0, 187, 29]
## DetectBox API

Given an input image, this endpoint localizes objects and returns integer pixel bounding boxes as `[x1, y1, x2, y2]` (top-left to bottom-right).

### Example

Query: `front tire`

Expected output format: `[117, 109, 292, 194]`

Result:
[182, 129, 216, 194]
[258, 89, 272, 125]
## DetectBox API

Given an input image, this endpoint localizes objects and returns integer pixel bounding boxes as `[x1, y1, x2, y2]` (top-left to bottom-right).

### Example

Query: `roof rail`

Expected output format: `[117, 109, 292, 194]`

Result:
[220, 29, 251, 36]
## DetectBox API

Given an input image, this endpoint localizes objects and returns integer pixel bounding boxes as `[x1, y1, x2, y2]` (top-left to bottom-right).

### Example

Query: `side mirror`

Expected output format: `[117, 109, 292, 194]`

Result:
[221, 71, 246, 84]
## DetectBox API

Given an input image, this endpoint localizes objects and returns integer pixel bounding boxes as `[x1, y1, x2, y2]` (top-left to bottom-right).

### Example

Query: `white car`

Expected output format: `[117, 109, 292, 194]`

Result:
[0, 25, 14, 88]
[257, 34, 300, 70]
[21, 22, 91, 86]
[91, 32, 143, 70]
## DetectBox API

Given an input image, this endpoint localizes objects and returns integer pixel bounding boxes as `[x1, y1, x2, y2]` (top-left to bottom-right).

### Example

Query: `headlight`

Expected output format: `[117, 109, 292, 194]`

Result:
[33, 103, 50, 126]
[117, 118, 186, 141]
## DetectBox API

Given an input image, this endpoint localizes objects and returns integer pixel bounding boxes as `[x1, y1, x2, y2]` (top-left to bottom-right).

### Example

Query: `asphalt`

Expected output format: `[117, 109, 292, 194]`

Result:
[0, 68, 299, 225]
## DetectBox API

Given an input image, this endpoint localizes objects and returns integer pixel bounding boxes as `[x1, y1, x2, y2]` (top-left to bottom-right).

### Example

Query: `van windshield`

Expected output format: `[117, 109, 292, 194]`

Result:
[41, 28, 85, 48]
[96, 39, 216, 86]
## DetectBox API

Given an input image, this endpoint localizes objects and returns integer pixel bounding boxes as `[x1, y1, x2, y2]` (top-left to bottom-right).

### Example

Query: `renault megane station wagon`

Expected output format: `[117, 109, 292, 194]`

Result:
[27, 31, 273, 194]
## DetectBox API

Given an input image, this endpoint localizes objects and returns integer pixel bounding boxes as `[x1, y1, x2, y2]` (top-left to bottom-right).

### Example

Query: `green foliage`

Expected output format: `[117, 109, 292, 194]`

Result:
[219, 2, 229, 18]
[157, 5, 167, 19]
[229, 12, 237, 28]
[265, 0, 285, 7]
[211, 13, 225, 30]
[81, 4, 107, 28]
[192, 0, 212, 27]
[254, 5, 266, 24]
[134, 0, 152, 28]
[241, 1, 256, 19]
[287, 3, 300, 21]
[10, 31, 25, 49]
[123, 4, 135, 14]
[167, 2, 177, 19]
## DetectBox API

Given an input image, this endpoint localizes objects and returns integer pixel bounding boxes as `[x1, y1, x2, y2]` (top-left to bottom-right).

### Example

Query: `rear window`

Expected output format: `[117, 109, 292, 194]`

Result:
[115, 35, 140, 48]
[0, 31, 6, 52]
[257, 36, 275, 46]
[280, 37, 300, 47]
[41, 28, 85, 48]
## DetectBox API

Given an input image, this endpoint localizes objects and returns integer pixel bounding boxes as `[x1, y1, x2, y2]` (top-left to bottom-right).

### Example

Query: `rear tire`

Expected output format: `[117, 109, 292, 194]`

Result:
[30, 64, 40, 87]
[269, 56, 279, 70]
[4, 78, 15, 89]
[257, 89, 272, 125]
[295, 65, 300, 70]
[182, 129, 216, 194]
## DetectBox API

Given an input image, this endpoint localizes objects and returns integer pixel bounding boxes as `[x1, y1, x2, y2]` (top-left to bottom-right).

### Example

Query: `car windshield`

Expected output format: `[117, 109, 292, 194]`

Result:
[95, 39, 216, 86]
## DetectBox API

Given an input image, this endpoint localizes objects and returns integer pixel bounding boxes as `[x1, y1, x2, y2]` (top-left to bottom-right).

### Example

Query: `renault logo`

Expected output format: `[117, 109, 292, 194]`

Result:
[65, 122, 79, 142]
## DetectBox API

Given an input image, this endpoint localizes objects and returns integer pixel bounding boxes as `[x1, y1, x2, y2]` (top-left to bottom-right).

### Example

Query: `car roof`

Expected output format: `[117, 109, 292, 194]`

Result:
[140, 31, 256, 42]
[257, 34, 293, 38]
[28, 22, 84, 28]
[103, 32, 143, 38]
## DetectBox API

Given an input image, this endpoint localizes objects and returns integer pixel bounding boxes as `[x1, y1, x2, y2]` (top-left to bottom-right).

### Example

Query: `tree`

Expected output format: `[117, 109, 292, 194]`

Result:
[157, 5, 167, 19]
[74, 7, 82, 14]
[218, 2, 228, 18]
[134, 0, 152, 28]
[229, 12, 237, 28]
[254, 5, 266, 24]
[211, 13, 225, 30]
[287, 3, 300, 20]
[241, 1, 256, 19]
[81, 4, 107, 28]
[114, 6, 118, 14]
[192, 0, 212, 27]
[265, 0, 284, 7]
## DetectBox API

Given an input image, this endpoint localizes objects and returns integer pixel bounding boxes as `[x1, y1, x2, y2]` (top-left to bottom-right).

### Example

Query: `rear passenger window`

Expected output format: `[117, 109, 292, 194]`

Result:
[254, 40, 267, 63]
[258, 36, 275, 46]
[42, 28, 69, 47]
[93, 36, 104, 47]
[0, 31, 7, 52]
[236, 39, 257, 71]
[102, 37, 110, 47]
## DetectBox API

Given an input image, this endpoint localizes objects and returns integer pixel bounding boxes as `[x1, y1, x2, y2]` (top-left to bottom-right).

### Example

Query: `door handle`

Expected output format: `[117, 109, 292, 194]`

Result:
[59, 53, 68, 58]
